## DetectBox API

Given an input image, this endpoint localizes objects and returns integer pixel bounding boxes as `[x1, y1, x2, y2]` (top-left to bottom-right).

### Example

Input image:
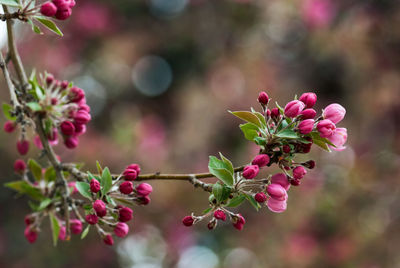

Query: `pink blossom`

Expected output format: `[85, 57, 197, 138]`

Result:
[284, 100, 305, 118]
[267, 198, 287, 213]
[271, 173, 290, 191]
[299, 92, 317, 108]
[323, 103, 346, 124]
[267, 184, 287, 201]
[317, 119, 336, 138]
[327, 127, 347, 151]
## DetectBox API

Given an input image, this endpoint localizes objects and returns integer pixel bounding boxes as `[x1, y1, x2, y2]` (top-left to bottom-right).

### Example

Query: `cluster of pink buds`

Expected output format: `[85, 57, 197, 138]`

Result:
[182, 210, 246, 231]
[40, 0, 76, 20]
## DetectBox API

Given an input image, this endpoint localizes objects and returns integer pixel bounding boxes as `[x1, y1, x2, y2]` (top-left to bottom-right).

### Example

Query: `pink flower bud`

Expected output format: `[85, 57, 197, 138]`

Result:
[257, 91, 269, 105]
[251, 154, 270, 167]
[299, 92, 317, 108]
[60, 80, 69, 89]
[327, 127, 347, 151]
[323, 103, 346, 124]
[300, 108, 317, 119]
[103, 234, 114, 246]
[293, 166, 307, 180]
[55, 8, 72, 20]
[182, 216, 194, 227]
[271, 173, 290, 190]
[232, 214, 245, 230]
[290, 178, 301, 186]
[93, 200, 107, 217]
[126, 163, 141, 175]
[60, 121, 75, 136]
[69, 87, 85, 103]
[40, 2, 57, 17]
[254, 192, 267, 203]
[69, 0, 76, 7]
[123, 168, 137, 181]
[265, 109, 271, 117]
[85, 214, 98, 225]
[73, 123, 86, 136]
[68, 181, 78, 194]
[70, 219, 83, 234]
[119, 181, 134, 195]
[298, 119, 315, 134]
[33, 135, 43, 150]
[59, 226, 66, 240]
[46, 74, 54, 85]
[302, 160, 316, 169]
[90, 178, 101, 193]
[267, 184, 287, 201]
[271, 108, 280, 119]
[14, 159, 26, 173]
[282, 145, 291, 153]
[118, 207, 133, 222]
[79, 104, 91, 113]
[242, 165, 259, 180]
[267, 198, 287, 213]
[214, 209, 226, 221]
[17, 140, 29, 155]
[135, 183, 153, 197]
[317, 119, 336, 138]
[64, 136, 79, 149]
[114, 222, 129, 238]
[74, 110, 91, 125]
[24, 215, 34, 226]
[24, 226, 38, 243]
[3, 121, 15, 133]
[284, 100, 305, 118]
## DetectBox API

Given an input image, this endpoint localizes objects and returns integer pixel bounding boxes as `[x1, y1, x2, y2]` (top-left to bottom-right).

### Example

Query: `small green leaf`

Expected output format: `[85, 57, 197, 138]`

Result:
[310, 131, 334, 152]
[230, 111, 262, 128]
[81, 225, 90, 239]
[275, 101, 284, 114]
[105, 195, 116, 207]
[37, 198, 52, 211]
[226, 194, 246, 207]
[212, 183, 223, 202]
[208, 156, 234, 186]
[76, 182, 92, 199]
[49, 212, 60, 246]
[35, 16, 63, 36]
[0, 0, 21, 7]
[28, 159, 42, 181]
[26, 102, 42, 112]
[101, 167, 112, 195]
[245, 194, 261, 211]
[254, 136, 266, 146]
[202, 207, 212, 214]
[96, 161, 103, 175]
[2, 103, 16, 121]
[4, 181, 44, 200]
[251, 109, 267, 127]
[44, 167, 56, 182]
[27, 19, 43, 34]
[219, 153, 234, 175]
[275, 129, 300, 139]
[239, 123, 259, 141]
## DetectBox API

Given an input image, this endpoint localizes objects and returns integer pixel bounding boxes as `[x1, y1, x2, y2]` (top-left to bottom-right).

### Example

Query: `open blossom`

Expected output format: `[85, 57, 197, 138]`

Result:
[323, 103, 346, 124]
[267, 198, 287, 213]
[327, 127, 347, 151]
[271, 173, 290, 191]
[267, 184, 287, 201]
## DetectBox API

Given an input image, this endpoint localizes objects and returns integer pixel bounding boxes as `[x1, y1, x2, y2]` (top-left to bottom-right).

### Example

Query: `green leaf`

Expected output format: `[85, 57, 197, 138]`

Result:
[275, 101, 284, 114]
[44, 167, 56, 182]
[226, 194, 246, 207]
[275, 129, 300, 139]
[81, 225, 90, 239]
[208, 156, 234, 186]
[212, 183, 223, 202]
[4, 181, 44, 200]
[250, 108, 267, 127]
[219, 152, 234, 175]
[310, 131, 334, 152]
[202, 207, 212, 214]
[37, 198, 52, 211]
[230, 111, 262, 128]
[101, 167, 112, 195]
[239, 123, 259, 141]
[245, 194, 261, 211]
[34, 16, 63, 36]
[96, 161, 103, 175]
[2, 103, 16, 121]
[26, 102, 42, 112]
[28, 19, 42, 34]
[76, 182, 92, 199]
[0, 0, 21, 7]
[28, 159, 42, 181]
[49, 212, 60, 246]
[254, 136, 266, 146]
[105, 195, 116, 207]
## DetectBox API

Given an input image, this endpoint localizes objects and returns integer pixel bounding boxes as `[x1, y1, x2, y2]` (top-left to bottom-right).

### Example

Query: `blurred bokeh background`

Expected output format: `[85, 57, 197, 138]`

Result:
[1, 0, 400, 267]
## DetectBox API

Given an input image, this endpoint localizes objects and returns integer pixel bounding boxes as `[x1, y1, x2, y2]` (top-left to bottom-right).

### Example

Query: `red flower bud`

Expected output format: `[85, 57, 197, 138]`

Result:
[271, 108, 280, 119]
[79, 104, 91, 113]
[3, 121, 15, 133]
[284, 100, 305, 118]
[24, 226, 38, 243]
[90, 178, 101, 193]
[40, 2, 57, 17]
[135, 183, 153, 197]
[293, 166, 307, 180]
[60, 80, 69, 89]
[302, 160, 316, 169]
[55, 8, 72, 20]
[257, 91, 269, 105]
[137, 195, 151, 205]
[290, 178, 301, 186]
[74, 110, 91, 125]
[85, 214, 98, 225]
[254, 192, 267, 203]
[103, 234, 114, 246]
[114, 222, 129, 238]
[232, 214, 245, 231]
[69, 87, 85, 103]
[59, 226, 66, 240]
[298, 119, 315, 134]
[317, 119, 336, 138]
[70, 219, 83, 234]
[182, 216, 194, 227]
[251, 154, 270, 167]
[46, 74, 54, 85]
[17, 139, 29, 155]
[60, 121, 75, 136]
[64, 136, 79, 149]
[299, 92, 317, 108]
[14, 159, 26, 173]
[300, 108, 317, 119]
[93, 200, 107, 217]
[24, 215, 34, 226]
[283, 145, 291, 153]
[73, 123, 86, 136]
[118, 207, 133, 222]
[267, 184, 287, 201]
[126, 163, 141, 175]
[242, 165, 259, 180]
[214, 209, 226, 221]
[123, 168, 137, 181]
[119, 181, 134, 195]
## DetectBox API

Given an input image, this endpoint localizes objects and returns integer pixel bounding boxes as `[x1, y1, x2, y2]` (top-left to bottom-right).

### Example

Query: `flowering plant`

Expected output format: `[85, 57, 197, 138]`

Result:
[0, 0, 347, 246]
